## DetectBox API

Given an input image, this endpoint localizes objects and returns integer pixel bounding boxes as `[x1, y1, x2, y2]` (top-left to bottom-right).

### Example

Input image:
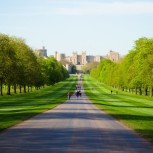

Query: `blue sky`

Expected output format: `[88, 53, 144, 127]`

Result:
[1, 0, 153, 56]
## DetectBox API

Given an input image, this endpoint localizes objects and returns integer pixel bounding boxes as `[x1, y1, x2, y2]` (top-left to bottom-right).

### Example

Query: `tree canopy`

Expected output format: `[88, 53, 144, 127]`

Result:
[90, 37, 153, 96]
[0, 33, 69, 95]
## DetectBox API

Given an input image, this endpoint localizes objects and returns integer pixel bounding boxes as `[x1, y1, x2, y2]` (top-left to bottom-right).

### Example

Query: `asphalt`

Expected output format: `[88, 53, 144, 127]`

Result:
[0, 81, 153, 153]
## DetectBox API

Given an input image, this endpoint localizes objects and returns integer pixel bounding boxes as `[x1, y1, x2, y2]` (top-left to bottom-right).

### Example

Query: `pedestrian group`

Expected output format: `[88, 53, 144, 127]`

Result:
[67, 84, 82, 100]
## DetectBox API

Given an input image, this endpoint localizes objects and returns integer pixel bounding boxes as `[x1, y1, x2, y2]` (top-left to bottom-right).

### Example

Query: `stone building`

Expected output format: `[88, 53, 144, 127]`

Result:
[54, 51, 65, 61]
[35, 48, 120, 64]
[94, 55, 104, 62]
[34, 46, 48, 58]
[106, 50, 120, 62]
[71, 51, 87, 65]
[54, 51, 104, 65]
[34, 47, 120, 73]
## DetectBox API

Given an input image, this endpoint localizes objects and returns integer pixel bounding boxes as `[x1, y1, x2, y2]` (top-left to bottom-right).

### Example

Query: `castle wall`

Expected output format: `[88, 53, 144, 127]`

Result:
[54, 50, 120, 65]
[107, 50, 119, 62]
[34, 46, 47, 58]
[77, 55, 82, 65]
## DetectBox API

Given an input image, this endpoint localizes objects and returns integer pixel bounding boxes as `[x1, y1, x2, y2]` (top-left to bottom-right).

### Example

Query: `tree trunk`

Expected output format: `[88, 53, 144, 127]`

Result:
[7, 85, 11, 95]
[129, 88, 130, 93]
[144, 87, 148, 96]
[150, 87, 153, 97]
[14, 85, 17, 94]
[139, 88, 142, 95]
[24, 85, 26, 93]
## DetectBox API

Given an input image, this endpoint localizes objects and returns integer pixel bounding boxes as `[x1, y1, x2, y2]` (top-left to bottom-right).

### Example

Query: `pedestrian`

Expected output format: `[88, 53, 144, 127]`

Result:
[67, 92, 71, 100]
[76, 91, 79, 99]
[79, 90, 81, 97]
[111, 90, 113, 94]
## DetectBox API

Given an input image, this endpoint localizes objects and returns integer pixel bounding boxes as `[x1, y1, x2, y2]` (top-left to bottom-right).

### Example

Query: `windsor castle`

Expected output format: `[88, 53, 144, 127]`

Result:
[34, 47, 120, 68]
[54, 50, 120, 65]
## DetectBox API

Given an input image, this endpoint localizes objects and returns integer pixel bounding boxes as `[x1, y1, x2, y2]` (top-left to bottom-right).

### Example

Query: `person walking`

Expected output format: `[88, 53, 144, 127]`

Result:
[79, 90, 81, 97]
[67, 92, 71, 100]
[76, 91, 79, 99]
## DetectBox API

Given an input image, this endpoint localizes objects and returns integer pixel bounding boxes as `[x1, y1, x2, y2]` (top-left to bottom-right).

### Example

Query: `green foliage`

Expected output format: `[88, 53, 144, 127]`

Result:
[82, 61, 98, 74]
[38, 57, 69, 85]
[0, 33, 69, 96]
[90, 37, 153, 96]
[90, 59, 115, 84]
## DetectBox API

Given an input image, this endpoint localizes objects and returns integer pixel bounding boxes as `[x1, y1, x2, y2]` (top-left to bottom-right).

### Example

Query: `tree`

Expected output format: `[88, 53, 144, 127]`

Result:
[0, 34, 18, 95]
[90, 37, 153, 97]
[82, 62, 99, 74]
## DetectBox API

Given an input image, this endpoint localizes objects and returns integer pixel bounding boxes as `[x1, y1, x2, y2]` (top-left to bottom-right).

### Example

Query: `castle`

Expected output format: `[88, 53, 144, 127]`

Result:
[54, 50, 120, 65]
[34, 46, 48, 58]
[34, 47, 120, 65]
[34, 47, 120, 73]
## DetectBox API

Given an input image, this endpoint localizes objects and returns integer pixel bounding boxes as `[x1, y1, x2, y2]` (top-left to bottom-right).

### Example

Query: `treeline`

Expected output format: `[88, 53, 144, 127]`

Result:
[90, 37, 153, 96]
[0, 33, 69, 96]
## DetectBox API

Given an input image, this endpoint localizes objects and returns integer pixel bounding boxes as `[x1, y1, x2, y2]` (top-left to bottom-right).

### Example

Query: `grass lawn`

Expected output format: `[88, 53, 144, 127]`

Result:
[0, 75, 77, 131]
[83, 75, 153, 143]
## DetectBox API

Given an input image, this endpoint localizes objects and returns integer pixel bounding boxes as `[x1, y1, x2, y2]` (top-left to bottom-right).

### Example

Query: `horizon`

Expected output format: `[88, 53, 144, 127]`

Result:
[45, 49, 119, 57]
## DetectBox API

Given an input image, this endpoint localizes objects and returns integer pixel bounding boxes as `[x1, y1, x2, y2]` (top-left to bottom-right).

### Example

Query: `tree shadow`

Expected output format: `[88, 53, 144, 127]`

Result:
[0, 127, 153, 153]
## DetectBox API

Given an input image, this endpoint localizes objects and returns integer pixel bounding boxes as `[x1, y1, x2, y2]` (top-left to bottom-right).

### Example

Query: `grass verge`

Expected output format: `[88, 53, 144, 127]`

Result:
[0, 75, 77, 132]
[83, 75, 153, 143]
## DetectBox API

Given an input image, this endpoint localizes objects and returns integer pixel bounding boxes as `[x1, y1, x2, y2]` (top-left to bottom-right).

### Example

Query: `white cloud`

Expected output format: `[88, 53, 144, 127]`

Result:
[52, 1, 153, 16]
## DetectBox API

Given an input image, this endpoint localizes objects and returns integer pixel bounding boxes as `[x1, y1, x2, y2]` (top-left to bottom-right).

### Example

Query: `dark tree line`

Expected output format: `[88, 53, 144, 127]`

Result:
[0, 33, 69, 96]
[90, 37, 153, 96]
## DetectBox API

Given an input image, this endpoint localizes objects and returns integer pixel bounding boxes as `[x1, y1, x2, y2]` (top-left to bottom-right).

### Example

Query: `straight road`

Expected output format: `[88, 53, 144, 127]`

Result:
[0, 80, 153, 153]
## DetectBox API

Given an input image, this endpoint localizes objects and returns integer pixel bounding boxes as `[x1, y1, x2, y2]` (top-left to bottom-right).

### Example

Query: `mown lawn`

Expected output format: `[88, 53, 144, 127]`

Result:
[0, 75, 77, 131]
[83, 75, 153, 143]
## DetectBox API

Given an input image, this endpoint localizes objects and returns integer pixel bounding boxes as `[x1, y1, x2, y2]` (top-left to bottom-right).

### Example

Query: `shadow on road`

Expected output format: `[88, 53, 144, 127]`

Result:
[1, 127, 153, 153]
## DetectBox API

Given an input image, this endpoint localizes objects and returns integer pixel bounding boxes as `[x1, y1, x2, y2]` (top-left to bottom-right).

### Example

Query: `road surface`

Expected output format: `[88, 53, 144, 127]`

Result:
[0, 80, 153, 153]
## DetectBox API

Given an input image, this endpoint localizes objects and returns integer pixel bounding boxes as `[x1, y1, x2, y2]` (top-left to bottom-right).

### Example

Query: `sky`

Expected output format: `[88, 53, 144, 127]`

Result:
[0, 0, 153, 56]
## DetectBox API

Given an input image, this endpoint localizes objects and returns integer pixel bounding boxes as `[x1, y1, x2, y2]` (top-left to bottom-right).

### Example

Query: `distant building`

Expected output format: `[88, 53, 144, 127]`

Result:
[54, 51, 105, 65]
[94, 55, 104, 62]
[54, 51, 65, 61]
[65, 64, 72, 74]
[106, 50, 120, 62]
[34, 47, 120, 63]
[34, 47, 120, 73]
[34, 46, 48, 58]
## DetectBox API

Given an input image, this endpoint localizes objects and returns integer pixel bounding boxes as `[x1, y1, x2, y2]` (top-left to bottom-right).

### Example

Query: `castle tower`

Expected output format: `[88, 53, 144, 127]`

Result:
[34, 46, 47, 58]
[82, 51, 87, 65]
[42, 46, 47, 57]
[108, 50, 119, 62]
[72, 51, 78, 65]
[54, 51, 58, 60]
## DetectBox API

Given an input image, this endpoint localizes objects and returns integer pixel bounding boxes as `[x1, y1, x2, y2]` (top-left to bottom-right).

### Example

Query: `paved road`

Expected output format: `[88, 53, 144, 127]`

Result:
[0, 82, 153, 153]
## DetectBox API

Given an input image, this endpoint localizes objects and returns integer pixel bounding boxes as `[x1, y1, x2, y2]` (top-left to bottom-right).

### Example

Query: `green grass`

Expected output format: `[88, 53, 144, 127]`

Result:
[83, 75, 153, 143]
[0, 75, 77, 131]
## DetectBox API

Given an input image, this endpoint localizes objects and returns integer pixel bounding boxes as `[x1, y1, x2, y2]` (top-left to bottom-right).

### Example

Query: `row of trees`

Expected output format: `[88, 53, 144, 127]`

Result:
[90, 37, 153, 96]
[0, 33, 69, 96]
[82, 61, 99, 74]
